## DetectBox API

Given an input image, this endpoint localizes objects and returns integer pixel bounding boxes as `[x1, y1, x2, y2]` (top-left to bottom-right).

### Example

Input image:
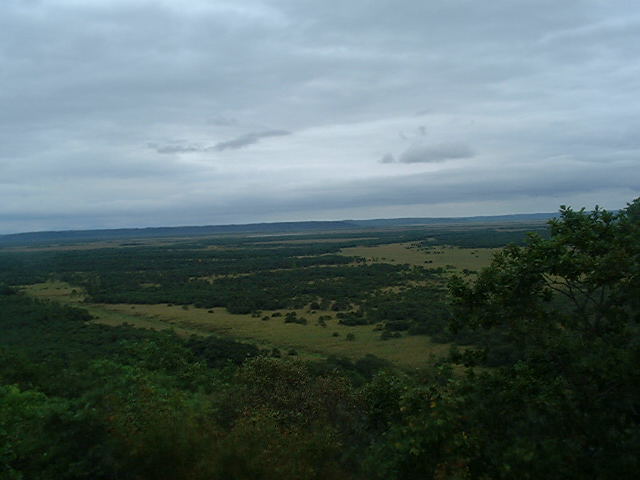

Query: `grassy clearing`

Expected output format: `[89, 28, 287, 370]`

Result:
[23, 281, 199, 336]
[103, 303, 449, 368]
[22, 281, 449, 368]
[340, 243, 497, 272]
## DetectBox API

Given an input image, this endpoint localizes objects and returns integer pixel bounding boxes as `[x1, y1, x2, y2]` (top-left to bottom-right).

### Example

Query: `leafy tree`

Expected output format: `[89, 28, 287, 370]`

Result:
[0, 385, 109, 480]
[441, 199, 640, 478]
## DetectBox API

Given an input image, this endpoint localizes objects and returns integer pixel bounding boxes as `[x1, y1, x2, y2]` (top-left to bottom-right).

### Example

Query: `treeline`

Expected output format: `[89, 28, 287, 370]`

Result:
[0, 291, 261, 385]
[0, 246, 354, 280]
[419, 226, 549, 248]
[0, 223, 545, 285]
[83, 263, 440, 313]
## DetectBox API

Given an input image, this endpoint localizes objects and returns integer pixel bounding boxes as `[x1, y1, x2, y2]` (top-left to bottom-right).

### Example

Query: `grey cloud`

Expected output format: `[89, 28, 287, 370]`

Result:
[149, 129, 292, 154]
[207, 116, 238, 126]
[398, 143, 474, 164]
[1, 0, 639, 233]
[212, 159, 639, 217]
[398, 126, 427, 142]
[149, 143, 204, 154]
[2, 160, 637, 235]
[213, 130, 291, 151]
[379, 153, 395, 164]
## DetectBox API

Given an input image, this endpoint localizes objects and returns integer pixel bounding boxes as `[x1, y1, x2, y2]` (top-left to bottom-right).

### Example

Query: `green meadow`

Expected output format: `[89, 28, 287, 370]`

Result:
[24, 279, 450, 368]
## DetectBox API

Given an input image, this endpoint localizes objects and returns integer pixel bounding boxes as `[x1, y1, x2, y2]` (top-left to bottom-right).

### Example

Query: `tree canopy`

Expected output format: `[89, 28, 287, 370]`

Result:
[438, 198, 640, 478]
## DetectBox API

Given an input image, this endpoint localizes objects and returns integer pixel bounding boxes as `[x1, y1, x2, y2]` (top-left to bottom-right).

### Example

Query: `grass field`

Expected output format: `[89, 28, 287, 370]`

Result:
[340, 242, 498, 272]
[23, 280, 450, 368]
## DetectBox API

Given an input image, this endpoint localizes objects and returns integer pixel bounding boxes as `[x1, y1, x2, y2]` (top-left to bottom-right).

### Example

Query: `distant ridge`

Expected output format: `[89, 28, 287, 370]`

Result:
[349, 212, 556, 227]
[0, 212, 556, 247]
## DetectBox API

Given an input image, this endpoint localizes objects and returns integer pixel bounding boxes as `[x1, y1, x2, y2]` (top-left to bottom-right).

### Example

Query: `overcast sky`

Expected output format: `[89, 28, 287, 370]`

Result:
[1, 0, 639, 234]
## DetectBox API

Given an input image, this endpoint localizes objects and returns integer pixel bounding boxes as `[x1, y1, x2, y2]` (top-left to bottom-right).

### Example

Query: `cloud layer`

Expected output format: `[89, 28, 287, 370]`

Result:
[0, 0, 639, 233]
[214, 130, 291, 151]
[397, 143, 474, 164]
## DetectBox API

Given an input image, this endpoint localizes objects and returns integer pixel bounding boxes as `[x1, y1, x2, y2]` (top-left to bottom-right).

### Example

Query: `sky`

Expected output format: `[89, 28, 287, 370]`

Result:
[1, 0, 639, 234]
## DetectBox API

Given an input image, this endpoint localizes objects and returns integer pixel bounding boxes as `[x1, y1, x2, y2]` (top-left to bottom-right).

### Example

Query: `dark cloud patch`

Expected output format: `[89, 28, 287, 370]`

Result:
[379, 153, 395, 164]
[2, 158, 637, 235]
[214, 159, 639, 216]
[213, 130, 291, 151]
[397, 143, 474, 164]
[149, 129, 292, 154]
[149, 143, 204, 154]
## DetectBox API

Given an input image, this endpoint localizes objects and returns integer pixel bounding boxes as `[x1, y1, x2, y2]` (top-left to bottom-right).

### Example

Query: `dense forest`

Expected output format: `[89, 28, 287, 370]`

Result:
[1, 200, 638, 479]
